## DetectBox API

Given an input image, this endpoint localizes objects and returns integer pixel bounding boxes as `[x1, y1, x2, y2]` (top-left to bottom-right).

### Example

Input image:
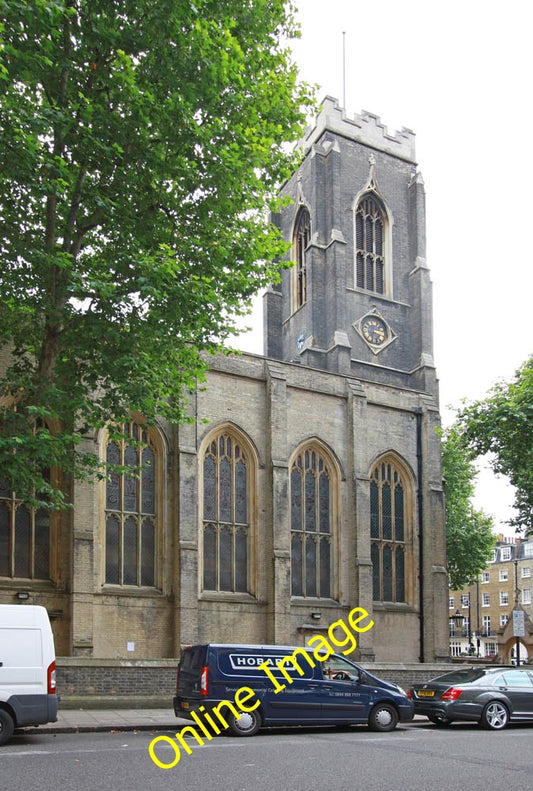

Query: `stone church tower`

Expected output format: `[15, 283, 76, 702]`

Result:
[0, 98, 449, 664]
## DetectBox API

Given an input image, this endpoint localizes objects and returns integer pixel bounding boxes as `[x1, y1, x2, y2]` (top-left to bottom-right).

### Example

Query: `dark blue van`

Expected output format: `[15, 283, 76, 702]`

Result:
[174, 643, 413, 736]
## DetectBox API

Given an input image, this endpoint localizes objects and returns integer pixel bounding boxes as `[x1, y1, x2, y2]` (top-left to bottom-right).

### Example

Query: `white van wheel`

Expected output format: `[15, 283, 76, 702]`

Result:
[227, 709, 261, 737]
[0, 709, 15, 746]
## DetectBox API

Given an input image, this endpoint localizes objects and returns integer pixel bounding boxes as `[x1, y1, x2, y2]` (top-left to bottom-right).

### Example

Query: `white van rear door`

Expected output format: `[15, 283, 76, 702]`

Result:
[0, 627, 43, 699]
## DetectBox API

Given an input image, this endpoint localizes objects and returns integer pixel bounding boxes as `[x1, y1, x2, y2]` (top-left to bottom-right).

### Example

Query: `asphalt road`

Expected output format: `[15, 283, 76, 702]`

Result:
[3, 721, 533, 791]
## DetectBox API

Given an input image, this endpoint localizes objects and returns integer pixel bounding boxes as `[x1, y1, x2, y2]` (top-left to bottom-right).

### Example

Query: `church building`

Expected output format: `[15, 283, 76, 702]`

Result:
[0, 98, 449, 663]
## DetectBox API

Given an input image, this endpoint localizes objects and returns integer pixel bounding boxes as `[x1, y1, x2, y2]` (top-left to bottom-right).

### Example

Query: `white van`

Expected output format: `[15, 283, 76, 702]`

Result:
[0, 604, 58, 744]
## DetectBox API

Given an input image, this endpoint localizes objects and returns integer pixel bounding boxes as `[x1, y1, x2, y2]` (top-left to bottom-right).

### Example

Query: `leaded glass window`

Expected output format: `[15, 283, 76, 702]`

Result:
[104, 421, 157, 587]
[370, 460, 407, 603]
[0, 477, 51, 580]
[202, 432, 250, 593]
[291, 448, 333, 598]
[292, 207, 310, 311]
[355, 194, 385, 293]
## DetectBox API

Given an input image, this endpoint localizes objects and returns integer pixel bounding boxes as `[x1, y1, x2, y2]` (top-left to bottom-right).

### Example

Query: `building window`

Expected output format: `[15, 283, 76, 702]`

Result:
[370, 458, 411, 604]
[290, 446, 335, 598]
[104, 421, 158, 587]
[482, 615, 491, 636]
[449, 618, 456, 637]
[449, 596, 454, 609]
[355, 194, 386, 294]
[202, 430, 252, 594]
[292, 207, 310, 312]
[450, 642, 461, 657]
[499, 569, 508, 582]
[522, 589, 531, 605]
[490, 549, 497, 563]
[481, 571, 490, 583]
[500, 614, 509, 627]
[485, 642, 497, 657]
[482, 593, 490, 607]
[500, 591, 509, 606]
[0, 478, 51, 581]
[523, 543, 533, 558]
[461, 594, 470, 608]
[501, 546, 512, 561]
[522, 566, 531, 578]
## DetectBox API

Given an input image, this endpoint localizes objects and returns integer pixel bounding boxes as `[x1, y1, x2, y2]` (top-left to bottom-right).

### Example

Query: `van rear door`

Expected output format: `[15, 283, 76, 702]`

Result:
[177, 645, 208, 701]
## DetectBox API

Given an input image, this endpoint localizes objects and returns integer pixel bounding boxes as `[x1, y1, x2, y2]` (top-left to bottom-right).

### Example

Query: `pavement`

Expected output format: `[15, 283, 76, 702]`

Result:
[24, 709, 426, 736]
[23, 708, 189, 735]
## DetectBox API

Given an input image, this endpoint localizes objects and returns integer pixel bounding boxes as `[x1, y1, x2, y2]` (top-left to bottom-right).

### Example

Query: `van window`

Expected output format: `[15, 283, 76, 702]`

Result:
[180, 646, 205, 670]
[321, 656, 361, 682]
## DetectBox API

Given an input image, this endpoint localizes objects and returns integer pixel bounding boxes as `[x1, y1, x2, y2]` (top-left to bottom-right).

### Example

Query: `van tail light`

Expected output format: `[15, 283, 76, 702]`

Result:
[406, 689, 412, 699]
[200, 665, 209, 696]
[440, 687, 463, 701]
[47, 661, 56, 694]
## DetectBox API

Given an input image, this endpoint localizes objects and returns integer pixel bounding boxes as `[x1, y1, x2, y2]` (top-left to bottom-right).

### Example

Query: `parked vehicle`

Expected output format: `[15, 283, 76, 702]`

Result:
[0, 605, 58, 745]
[408, 666, 533, 730]
[174, 643, 413, 735]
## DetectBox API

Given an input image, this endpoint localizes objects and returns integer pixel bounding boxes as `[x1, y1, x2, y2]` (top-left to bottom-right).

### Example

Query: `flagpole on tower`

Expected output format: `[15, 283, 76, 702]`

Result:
[342, 31, 346, 109]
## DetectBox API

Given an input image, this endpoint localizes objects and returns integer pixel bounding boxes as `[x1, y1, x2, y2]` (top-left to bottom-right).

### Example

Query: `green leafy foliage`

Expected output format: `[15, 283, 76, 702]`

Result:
[0, 0, 313, 505]
[457, 355, 533, 534]
[440, 425, 495, 590]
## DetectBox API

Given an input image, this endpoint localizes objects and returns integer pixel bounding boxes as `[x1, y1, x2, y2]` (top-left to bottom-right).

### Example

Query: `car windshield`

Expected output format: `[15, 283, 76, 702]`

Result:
[431, 669, 487, 685]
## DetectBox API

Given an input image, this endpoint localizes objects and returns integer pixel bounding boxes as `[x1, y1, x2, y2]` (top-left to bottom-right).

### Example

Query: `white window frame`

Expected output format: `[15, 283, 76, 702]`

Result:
[481, 571, 490, 583]
[499, 569, 508, 582]
[522, 589, 531, 605]
[482, 592, 490, 607]
[521, 566, 531, 578]
[500, 590, 509, 606]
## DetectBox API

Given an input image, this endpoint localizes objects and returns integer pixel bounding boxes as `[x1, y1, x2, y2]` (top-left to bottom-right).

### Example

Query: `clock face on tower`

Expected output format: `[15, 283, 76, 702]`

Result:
[355, 310, 396, 354]
[361, 316, 388, 346]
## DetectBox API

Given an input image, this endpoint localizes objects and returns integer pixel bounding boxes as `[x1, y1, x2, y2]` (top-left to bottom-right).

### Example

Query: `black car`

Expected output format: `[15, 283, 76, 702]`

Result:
[408, 667, 533, 730]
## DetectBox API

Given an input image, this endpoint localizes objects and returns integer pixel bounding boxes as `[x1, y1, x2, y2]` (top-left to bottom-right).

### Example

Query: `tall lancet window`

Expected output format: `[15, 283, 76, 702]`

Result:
[292, 207, 310, 312]
[370, 458, 412, 603]
[290, 446, 335, 598]
[202, 430, 252, 593]
[355, 194, 385, 294]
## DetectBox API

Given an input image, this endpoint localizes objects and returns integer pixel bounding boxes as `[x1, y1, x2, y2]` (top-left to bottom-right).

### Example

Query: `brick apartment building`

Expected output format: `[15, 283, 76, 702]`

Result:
[449, 535, 533, 663]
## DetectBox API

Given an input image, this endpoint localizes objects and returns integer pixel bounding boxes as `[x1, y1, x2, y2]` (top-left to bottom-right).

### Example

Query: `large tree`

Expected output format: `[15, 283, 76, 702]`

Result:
[0, 0, 312, 506]
[441, 425, 495, 590]
[457, 354, 533, 533]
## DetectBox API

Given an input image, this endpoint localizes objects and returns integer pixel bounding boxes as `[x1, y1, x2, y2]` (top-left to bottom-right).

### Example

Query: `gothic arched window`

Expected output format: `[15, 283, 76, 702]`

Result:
[202, 430, 252, 593]
[0, 477, 51, 580]
[292, 207, 310, 312]
[104, 421, 158, 588]
[355, 194, 385, 294]
[290, 446, 334, 598]
[370, 458, 411, 603]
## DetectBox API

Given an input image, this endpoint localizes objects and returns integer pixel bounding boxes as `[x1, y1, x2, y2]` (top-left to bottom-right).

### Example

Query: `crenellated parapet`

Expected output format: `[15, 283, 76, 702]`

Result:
[302, 96, 416, 163]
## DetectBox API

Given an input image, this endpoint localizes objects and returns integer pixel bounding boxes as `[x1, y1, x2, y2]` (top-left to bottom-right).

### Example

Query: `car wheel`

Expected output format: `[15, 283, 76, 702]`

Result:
[368, 703, 399, 732]
[0, 709, 15, 746]
[428, 715, 452, 727]
[480, 701, 509, 730]
[227, 709, 261, 737]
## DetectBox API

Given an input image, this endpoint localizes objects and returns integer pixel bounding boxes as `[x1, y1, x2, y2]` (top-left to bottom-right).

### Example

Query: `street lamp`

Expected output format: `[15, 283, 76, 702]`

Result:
[450, 609, 464, 643]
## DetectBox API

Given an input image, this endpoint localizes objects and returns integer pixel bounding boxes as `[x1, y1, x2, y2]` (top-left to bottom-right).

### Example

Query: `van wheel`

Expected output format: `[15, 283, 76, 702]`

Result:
[368, 703, 398, 732]
[0, 710, 15, 746]
[227, 709, 261, 737]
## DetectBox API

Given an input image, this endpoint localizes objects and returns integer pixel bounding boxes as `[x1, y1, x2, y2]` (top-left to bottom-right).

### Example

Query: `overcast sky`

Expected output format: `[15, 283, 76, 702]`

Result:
[237, 0, 532, 534]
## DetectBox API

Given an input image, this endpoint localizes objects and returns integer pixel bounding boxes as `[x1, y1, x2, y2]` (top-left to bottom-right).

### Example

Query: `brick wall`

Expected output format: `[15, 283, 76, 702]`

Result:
[56, 659, 455, 708]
